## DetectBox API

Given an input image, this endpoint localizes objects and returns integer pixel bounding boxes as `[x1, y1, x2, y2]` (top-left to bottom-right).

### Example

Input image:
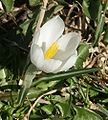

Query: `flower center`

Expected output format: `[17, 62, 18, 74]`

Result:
[44, 41, 59, 60]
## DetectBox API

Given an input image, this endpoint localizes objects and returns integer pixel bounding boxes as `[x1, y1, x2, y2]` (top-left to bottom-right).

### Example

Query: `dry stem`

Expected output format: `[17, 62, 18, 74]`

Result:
[23, 89, 57, 120]
[35, 0, 48, 32]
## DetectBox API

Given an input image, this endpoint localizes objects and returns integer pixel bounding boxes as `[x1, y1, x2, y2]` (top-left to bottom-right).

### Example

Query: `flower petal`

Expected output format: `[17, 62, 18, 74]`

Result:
[32, 30, 40, 45]
[58, 32, 81, 51]
[53, 32, 80, 61]
[37, 16, 65, 51]
[60, 51, 77, 71]
[54, 49, 74, 61]
[30, 44, 44, 69]
[30, 44, 62, 73]
[42, 59, 62, 73]
[54, 51, 77, 72]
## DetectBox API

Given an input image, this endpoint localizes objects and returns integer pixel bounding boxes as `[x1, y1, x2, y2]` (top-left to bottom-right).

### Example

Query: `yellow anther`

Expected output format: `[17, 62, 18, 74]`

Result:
[44, 41, 59, 60]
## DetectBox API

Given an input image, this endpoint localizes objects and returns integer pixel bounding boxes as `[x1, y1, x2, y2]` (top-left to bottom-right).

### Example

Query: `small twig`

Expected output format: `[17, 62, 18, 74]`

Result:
[65, 5, 74, 25]
[35, 0, 48, 32]
[23, 89, 57, 120]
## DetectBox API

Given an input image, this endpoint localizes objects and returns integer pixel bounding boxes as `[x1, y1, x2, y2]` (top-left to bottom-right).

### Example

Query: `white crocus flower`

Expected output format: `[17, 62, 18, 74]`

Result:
[30, 16, 81, 73]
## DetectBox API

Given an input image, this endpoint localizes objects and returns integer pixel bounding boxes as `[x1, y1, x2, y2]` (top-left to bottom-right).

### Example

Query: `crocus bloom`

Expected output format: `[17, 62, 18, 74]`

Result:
[30, 16, 81, 73]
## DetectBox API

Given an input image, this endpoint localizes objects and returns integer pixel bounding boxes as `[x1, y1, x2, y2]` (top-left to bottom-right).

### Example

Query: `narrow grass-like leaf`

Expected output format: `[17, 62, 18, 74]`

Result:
[82, 0, 102, 20]
[93, 14, 105, 47]
[17, 64, 37, 106]
[32, 68, 100, 86]
[17, 87, 29, 106]
[93, 0, 108, 46]
[97, 104, 108, 117]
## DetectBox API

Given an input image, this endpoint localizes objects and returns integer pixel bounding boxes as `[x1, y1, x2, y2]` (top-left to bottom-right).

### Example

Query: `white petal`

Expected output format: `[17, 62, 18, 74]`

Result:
[54, 51, 77, 73]
[30, 44, 44, 69]
[54, 49, 74, 61]
[32, 30, 40, 44]
[30, 44, 62, 73]
[58, 32, 81, 51]
[37, 16, 65, 51]
[42, 59, 62, 73]
[53, 32, 80, 61]
[60, 51, 77, 71]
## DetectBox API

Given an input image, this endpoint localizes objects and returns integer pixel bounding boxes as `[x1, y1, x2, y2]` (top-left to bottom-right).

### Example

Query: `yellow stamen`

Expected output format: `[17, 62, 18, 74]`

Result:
[44, 41, 59, 60]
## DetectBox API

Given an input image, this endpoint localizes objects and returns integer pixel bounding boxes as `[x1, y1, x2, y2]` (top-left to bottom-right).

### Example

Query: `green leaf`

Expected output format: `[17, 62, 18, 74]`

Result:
[32, 68, 100, 86]
[75, 43, 89, 69]
[54, 5, 64, 14]
[1, 0, 14, 12]
[93, 14, 105, 47]
[29, 0, 40, 6]
[97, 104, 108, 117]
[0, 69, 6, 79]
[82, 0, 91, 18]
[17, 64, 37, 106]
[41, 104, 54, 115]
[50, 95, 64, 103]
[82, 0, 102, 20]
[73, 107, 103, 120]
[89, 89, 99, 97]
[17, 87, 29, 106]
[23, 64, 37, 89]
[19, 20, 31, 36]
[0, 101, 4, 108]
[56, 102, 71, 117]
[27, 88, 45, 99]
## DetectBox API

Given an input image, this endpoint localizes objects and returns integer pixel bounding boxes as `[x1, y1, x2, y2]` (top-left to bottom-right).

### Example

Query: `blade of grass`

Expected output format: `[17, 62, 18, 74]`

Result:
[97, 104, 108, 117]
[32, 68, 100, 86]
[93, 0, 108, 47]
[93, 13, 105, 47]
